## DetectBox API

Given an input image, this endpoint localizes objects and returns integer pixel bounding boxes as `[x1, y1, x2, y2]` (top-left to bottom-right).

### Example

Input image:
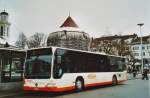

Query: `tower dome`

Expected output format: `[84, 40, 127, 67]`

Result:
[0, 11, 9, 15]
[47, 15, 90, 51]
[60, 16, 79, 28]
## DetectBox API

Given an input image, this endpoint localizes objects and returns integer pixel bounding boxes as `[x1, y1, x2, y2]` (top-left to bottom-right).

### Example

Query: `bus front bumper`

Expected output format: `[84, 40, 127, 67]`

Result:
[23, 86, 75, 92]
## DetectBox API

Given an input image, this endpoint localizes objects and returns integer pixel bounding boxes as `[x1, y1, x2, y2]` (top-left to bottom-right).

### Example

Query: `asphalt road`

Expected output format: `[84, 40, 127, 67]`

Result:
[2, 78, 150, 98]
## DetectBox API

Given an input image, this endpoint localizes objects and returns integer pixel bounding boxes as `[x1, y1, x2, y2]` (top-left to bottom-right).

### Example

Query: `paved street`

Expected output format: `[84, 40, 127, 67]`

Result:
[1, 76, 149, 98]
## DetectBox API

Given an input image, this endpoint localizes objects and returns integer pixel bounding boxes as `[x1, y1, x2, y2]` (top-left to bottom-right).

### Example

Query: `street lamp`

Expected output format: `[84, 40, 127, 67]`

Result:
[137, 23, 144, 73]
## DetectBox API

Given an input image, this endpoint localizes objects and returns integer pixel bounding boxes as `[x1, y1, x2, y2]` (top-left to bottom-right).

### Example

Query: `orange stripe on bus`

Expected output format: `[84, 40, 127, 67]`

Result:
[23, 86, 75, 92]
[118, 80, 127, 83]
[85, 80, 126, 87]
[85, 81, 112, 87]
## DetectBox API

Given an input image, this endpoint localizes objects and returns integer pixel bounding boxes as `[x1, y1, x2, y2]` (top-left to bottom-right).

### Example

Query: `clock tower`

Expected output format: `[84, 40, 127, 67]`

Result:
[0, 10, 10, 39]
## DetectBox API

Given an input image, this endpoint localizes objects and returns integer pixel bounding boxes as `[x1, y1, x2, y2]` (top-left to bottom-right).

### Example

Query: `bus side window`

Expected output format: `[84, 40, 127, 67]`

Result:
[57, 56, 62, 64]
[53, 64, 63, 78]
[54, 49, 64, 78]
[53, 55, 64, 78]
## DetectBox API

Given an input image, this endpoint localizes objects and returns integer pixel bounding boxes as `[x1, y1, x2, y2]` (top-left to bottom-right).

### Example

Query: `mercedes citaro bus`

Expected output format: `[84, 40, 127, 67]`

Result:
[23, 47, 127, 92]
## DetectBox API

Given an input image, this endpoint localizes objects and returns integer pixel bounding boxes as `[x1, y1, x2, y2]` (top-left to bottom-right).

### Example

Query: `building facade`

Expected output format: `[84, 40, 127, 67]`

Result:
[91, 34, 137, 57]
[130, 35, 150, 65]
[47, 15, 91, 51]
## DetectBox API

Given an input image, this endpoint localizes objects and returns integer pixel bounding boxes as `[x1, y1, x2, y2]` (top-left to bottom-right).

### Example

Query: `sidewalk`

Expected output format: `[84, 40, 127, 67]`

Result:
[0, 90, 24, 98]
[127, 73, 142, 80]
[127, 73, 150, 80]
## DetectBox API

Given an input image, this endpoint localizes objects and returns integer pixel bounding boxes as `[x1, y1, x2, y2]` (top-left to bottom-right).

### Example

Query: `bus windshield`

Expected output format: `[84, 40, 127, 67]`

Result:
[25, 48, 52, 79]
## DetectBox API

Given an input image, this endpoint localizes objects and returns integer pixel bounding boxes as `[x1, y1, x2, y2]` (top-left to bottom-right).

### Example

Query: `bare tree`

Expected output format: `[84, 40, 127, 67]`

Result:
[27, 32, 45, 48]
[15, 32, 27, 49]
[91, 38, 133, 57]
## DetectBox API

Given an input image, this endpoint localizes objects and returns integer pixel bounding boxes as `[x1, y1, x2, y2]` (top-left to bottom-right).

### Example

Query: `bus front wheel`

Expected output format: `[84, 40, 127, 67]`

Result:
[75, 78, 84, 91]
[112, 76, 118, 85]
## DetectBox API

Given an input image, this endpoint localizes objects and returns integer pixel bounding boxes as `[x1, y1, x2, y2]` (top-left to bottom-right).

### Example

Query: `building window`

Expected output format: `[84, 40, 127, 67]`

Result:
[134, 53, 139, 56]
[143, 52, 145, 56]
[133, 46, 139, 50]
[0, 26, 3, 36]
[147, 46, 150, 49]
[142, 46, 145, 50]
[7, 27, 9, 36]
[3, 26, 6, 36]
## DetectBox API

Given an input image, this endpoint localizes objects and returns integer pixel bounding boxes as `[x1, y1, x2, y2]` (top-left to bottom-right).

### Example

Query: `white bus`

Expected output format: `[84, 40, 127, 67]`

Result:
[23, 47, 127, 92]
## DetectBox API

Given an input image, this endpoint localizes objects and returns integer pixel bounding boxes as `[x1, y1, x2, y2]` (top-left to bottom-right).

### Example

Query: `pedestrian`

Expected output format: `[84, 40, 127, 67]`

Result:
[132, 65, 137, 78]
[127, 65, 132, 74]
[142, 61, 149, 80]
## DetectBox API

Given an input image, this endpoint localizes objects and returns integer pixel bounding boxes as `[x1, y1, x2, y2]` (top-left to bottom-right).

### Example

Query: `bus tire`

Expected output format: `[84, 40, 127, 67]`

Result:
[112, 75, 118, 85]
[75, 78, 84, 91]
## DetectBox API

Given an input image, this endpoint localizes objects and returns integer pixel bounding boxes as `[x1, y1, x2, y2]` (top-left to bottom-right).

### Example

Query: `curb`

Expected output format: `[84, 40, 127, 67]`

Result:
[127, 74, 150, 80]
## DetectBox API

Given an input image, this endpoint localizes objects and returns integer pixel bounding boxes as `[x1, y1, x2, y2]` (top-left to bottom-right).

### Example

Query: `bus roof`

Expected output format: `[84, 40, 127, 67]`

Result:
[26, 46, 126, 58]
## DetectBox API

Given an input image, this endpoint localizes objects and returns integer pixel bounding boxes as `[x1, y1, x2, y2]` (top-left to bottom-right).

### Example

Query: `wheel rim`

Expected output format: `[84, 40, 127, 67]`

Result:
[112, 77, 117, 85]
[76, 80, 82, 90]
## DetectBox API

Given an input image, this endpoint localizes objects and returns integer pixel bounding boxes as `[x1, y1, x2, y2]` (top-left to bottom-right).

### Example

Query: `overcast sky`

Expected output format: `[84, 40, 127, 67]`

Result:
[0, 0, 150, 44]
